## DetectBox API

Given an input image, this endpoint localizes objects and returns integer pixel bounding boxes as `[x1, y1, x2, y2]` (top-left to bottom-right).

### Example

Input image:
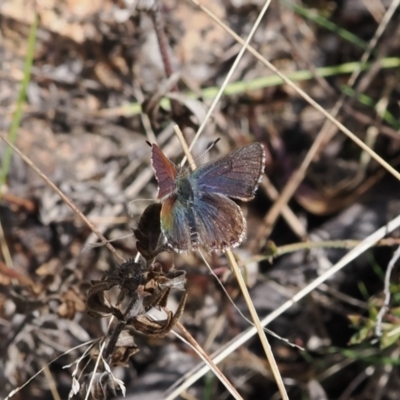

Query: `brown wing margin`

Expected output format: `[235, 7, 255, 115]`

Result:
[151, 144, 177, 199]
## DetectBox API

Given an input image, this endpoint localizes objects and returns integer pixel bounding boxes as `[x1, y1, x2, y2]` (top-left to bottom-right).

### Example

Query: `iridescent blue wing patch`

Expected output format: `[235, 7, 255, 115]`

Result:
[190, 143, 265, 201]
[160, 195, 198, 253]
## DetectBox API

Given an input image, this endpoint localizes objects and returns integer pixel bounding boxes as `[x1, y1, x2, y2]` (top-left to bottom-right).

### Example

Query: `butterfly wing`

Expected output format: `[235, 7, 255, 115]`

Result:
[191, 143, 265, 201]
[194, 192, 246, 252]
[160, 195, 197, 253]
[151, 144, 177, 199]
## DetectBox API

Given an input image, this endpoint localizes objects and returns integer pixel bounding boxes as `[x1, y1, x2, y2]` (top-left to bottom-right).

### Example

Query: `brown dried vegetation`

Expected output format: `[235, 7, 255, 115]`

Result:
[1, 0, 400, 399]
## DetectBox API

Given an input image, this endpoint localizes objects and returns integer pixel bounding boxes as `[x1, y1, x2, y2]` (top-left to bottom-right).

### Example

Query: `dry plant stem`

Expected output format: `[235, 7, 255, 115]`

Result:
[151, 7, 181, 118]
[375, 245, 400, 336]
[0, 260, 34, 288]
[260, 0, 400, 238]
[319, 283, 369, 310]
[172, 212, 400, 397]
[86, 340, 107, 400]
[320, 0, 400, 144]
[104, 319, 126, 361]
[152, 8, 174, 80]
[199, 250, 303, 350]
[183, 0, 273, 163]
[261, 175, 307, 239]
[43, 365, 61, 400]
[225, 251, 288, 399]
[189, 0, 399, 165]
[175, 321, 244, 400]
[342, 104, 400, 141]
[0, 221, 13, 267]
[0, 134, 126, 264]
[165, 211, 400, 397]
[84, 317, 115, 400]
[189, 0, 400, 239]
[132, 84, 157, 143]
[173, 125, 288, 399]
[271, 237, 400, 258]
[103, 297, 138, 361]
[155, 131, 243, 399]
[5, 340, 96, 400]
[338, 370, 373, 400]
[195, 0, 400, 238]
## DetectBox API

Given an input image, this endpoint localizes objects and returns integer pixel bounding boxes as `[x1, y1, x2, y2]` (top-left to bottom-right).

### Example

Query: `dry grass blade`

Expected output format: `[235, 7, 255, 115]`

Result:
[261, 0, 400, 237]
[175, 321, 244, 400]
[184, 0, 273, 160]
[174, 125, 288, 399]
[5, 341, 95, 400]
[166, 211, 400, 397]
[375, 245, 400, 337]
[261, 174, 307, 239]
[225, 251, 288, 398]
[0, 133, 125, 264]
[188, 0, 400, 183]
[3, 1, 400, 398]
[0, 14, 38, 270]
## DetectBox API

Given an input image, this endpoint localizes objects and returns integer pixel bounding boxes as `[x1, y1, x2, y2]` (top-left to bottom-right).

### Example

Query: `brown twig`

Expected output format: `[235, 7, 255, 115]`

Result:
[0, 134, 126, 264]
[173, 125, 289, 399]
[175, 321, 244, 400]
[150, 5, 182, 119]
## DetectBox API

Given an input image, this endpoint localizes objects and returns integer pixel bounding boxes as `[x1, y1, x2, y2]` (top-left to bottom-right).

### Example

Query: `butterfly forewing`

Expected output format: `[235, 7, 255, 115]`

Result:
[194, 192, 246, 252]
[190, 143, 265, 201]
[151, 144, 178, 199]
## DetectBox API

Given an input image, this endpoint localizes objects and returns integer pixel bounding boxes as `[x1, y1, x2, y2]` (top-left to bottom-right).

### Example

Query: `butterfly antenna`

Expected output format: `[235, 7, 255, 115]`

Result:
[191, 138, 221, 168]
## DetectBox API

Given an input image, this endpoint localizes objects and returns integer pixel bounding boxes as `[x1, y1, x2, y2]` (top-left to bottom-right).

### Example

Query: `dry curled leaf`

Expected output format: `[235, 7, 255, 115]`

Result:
[134, 203, 169, 260]
[91, 328, 139, 367]
[58, 287, 86, 319]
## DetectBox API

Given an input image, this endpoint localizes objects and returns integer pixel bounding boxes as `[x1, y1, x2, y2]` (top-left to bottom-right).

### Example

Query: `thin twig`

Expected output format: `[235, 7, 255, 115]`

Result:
[165, 211, 400, 397]
[199, 250, 303, 349]
[5, 340, 96, 400]
[0, 134, 125, 264]
[173, 125, 288, 399]
[225, 251, 288, 399]
[150, 6, 181, 118]
[175, 321, 244, 400]
[263, 237, 400, 259]
[188, 0, 400, 243]
[0, 14, 38, 269]
[43, 365, 61, 400]
[375, 245, 400, 337]
[182, 0, 273, 163]
[259, 0, 400, 239]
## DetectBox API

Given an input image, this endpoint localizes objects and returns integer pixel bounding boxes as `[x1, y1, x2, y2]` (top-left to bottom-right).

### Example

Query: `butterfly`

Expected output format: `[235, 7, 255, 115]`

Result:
[150, 142, 265, 253]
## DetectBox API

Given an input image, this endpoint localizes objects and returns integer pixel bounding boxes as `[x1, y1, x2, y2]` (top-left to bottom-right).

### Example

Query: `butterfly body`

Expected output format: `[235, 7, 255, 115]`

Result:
[151, 143, 265, 253]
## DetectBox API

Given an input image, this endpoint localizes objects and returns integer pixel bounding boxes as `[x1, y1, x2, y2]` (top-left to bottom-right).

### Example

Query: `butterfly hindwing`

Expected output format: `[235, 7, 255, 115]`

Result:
[160, 195, 197, 252]
[193, 192, 246, 252]
[190, 143, 265, 201]
[151, 144, 177, 199]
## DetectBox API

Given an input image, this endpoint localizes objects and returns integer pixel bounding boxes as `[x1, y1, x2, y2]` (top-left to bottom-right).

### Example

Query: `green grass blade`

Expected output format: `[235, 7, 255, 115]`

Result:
[0, 14, 39, 197]
[125, 57, 400, 115]
[281, 0, 369, 50]
[340, 85, 400, 130]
